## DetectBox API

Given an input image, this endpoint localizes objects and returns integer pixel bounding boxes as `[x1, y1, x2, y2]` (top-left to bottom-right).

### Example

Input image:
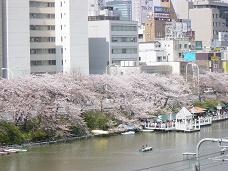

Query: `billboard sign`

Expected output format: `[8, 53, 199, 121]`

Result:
[154, 13, 170, 19]
[211, 56, 219, 61]
[195, 41, 203, 50]
[154, 6, 170, 14]
[209, 53, 221, 61]
[184, 52, 196, 62]
[154, 6, 170, 20]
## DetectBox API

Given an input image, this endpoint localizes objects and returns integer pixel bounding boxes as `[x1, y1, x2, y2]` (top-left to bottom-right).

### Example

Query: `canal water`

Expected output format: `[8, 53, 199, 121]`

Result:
[1, 121, 228, 171]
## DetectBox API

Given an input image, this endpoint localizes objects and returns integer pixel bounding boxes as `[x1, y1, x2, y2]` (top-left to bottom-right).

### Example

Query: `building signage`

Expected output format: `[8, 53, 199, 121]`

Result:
[154, 6, 170, 20]
[211, 56, 219, 61]
[195, 41, 203, 50]
[154, 13, 170, 19]
[184, 52, 196, 62]
[154, 6, 170, 14]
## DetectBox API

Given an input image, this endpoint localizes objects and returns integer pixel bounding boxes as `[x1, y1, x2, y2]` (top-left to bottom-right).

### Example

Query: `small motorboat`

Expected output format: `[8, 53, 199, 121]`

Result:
[91, 130, 109, 135]
[139, 146, 153, 152]
[121, 131, 135, 135]
[3, 148, 27, 153]
[141, 129, 154, 133]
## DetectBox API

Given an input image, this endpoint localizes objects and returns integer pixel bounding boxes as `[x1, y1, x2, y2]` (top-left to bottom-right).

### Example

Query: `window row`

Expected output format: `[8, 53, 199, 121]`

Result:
[30, 13, 55, 19]
[31, 60, 56, 66]
[112, 37, 137, 43]
[112, 48, 137, 54]
[30, 25, 55, 31]
[30, 37, 55, 43]
[30, 1, 55, 8]
[30, 48, 56, 54]
[213, 22, 226, 27]
[178, 44, 191, 49]
[111, 25, 137, 31]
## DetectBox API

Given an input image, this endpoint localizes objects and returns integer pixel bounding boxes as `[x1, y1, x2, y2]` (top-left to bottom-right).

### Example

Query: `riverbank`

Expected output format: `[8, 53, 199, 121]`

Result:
[0, 126, 143, 149]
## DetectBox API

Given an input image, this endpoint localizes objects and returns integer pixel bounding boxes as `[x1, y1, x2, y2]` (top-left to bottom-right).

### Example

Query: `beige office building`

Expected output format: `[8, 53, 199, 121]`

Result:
[30, 0, 58, 74]
[190, 0, 228, 48]
[144, 19, 166, 42]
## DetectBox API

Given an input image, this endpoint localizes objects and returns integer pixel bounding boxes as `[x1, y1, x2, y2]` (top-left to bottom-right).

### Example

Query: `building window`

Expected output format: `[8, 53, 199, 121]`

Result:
[30, 13, 55, 19]
[112, 37, 137, 43]
[30, 25, 55, 31]
[30, 48, 56, 54]
[31, 60, 56, 66]
[111, 25, 137, 31]
[157, 56, 162, 62]
[30, 37, 55, 42]
[112, 48, 137, 54]
[30, 1, 55, 8]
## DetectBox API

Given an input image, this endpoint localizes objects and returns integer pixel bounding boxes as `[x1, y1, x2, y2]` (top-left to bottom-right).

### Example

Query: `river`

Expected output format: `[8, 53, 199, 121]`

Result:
[1, 121, 228, 171]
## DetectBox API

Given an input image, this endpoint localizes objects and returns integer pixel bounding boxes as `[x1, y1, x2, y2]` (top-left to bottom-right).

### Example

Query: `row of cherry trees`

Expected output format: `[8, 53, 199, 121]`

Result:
[0, 72, 226, 128]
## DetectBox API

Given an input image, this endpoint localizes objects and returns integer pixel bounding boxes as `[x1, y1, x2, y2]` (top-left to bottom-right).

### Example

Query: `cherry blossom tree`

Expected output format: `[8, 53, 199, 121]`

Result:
[0, 73, 197, 131]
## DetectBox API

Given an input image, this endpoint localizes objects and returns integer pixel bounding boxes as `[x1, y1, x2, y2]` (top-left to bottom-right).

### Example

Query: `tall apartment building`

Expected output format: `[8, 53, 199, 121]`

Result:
[1, 0, 31, 79]
[190, 0, 228, 48]
[55, 0, 89, 74]
[0, 1, 3, 77]
[106, 0, 132, 21]
[30, 0, 58, 74]
[0, 0, 89, 78]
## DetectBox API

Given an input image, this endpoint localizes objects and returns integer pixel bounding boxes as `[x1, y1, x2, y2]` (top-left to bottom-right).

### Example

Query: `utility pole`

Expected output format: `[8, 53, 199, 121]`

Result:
[186, 62, 200, 100]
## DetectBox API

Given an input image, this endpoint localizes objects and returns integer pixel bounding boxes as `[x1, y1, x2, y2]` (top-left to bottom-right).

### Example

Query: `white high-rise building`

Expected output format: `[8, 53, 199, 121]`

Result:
[56, 0, 89, 74]
[1, 0, 30, 79]
[0, 1, 3, 77]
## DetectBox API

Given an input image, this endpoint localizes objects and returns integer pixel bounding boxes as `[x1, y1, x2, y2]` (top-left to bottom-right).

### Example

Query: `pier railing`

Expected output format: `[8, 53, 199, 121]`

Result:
[144, 122, 175, 130]
[212, 113, 228, 122]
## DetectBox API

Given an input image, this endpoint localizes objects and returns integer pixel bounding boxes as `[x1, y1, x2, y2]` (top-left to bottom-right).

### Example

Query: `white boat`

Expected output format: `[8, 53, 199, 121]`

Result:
[3, 149, 27, 153]
[141, 129, 154, 132]
[139, 146, 153, 152]
[91, 130, 109, 135]
[121, 131, 135, 135]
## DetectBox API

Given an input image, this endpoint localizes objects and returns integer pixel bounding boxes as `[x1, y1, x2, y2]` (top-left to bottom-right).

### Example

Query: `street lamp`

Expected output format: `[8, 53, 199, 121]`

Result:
[1, 68, 14, 79]
[186, 62, 200, 100]
[106, 64, 120, 75]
